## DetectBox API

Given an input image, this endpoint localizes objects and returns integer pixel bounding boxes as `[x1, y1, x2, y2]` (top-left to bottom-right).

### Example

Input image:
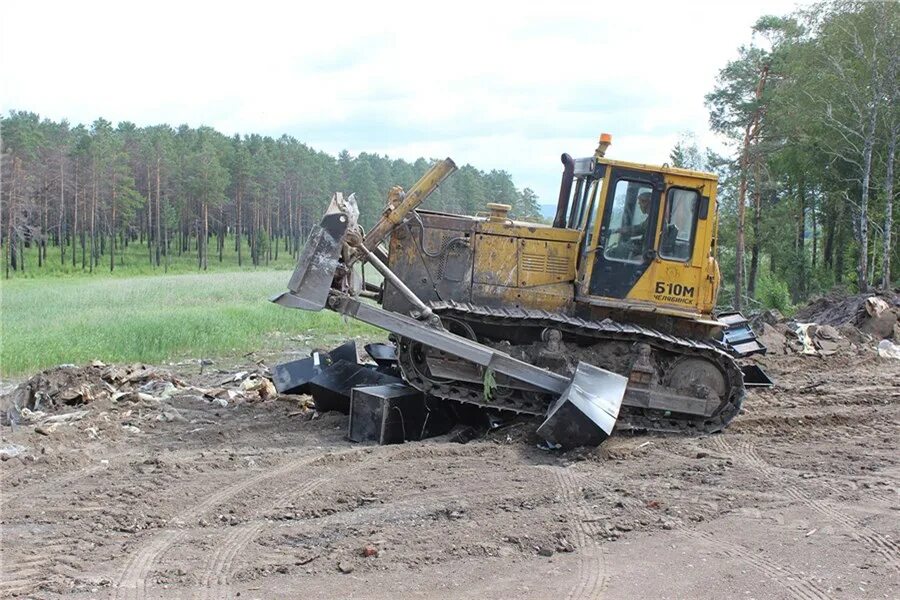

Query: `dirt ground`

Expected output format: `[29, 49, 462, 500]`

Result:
[1, 349, 898, 600]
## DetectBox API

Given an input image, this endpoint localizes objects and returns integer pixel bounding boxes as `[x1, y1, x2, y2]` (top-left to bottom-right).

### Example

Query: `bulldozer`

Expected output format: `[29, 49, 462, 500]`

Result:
[273, 134, 766, 447]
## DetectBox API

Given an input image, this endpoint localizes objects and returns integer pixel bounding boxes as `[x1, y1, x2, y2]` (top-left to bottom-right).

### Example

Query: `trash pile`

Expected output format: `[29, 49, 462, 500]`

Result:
[0, 360, 286, 448]
[751, 291, 900, 358]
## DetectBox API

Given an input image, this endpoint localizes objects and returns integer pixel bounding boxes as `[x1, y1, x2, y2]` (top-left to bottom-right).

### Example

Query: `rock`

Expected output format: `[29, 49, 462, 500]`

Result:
[814, 339, 840, 355]
[859, 299, 899, 340]
[122, 425, 141, 434]
[138, 380, 178, 399]
[662, 521, 676, 530]
[537, 547, 554, 557]
[35, 423, 59, 436]
[757, 323, 790, 355]
[157, 407, 187, 423]
[815, 324, 842, 341]
[865, 296, 889, 318]
[361, 545, 378, 558]
[696, 451, 709, 459]
[838, 324, 872, 346]
[337, 561, 354, 574]
[58, 387, 87, 405]
[758, 309, 784, 325]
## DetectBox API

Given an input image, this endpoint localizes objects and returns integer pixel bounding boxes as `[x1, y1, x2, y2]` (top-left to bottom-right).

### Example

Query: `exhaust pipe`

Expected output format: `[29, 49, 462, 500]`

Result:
[552, 153, 575, 228]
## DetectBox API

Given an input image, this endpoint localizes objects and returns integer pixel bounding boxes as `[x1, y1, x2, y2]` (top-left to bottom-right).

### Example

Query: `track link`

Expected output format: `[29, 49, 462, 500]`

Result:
[397, 300, 745, 434]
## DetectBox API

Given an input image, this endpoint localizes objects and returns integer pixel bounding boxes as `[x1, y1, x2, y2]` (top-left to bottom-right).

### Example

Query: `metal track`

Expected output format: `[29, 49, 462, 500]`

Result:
[397, 300, 745, 434]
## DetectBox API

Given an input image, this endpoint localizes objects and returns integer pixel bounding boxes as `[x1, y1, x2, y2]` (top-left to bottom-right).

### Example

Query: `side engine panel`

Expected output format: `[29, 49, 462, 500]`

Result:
[384, 211, 578, 315]
[384, 212, 476, 314]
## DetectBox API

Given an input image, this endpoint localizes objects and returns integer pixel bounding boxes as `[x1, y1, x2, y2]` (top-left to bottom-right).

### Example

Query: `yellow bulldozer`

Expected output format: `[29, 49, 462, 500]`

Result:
[273, 134, 767, 448]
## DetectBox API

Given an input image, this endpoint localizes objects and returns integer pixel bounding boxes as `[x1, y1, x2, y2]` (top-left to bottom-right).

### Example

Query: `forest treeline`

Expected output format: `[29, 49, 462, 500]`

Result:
[679, 0, 898, 311]
[0, 115, 540, 275]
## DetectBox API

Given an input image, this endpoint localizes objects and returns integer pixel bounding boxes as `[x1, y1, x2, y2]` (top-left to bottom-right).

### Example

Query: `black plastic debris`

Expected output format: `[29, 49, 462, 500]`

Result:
[308, 360, 404, 413]
[328, 340, 360, 365]
[364, 343, 398, 369]
[272, 350, 333, 395]
[272, 341, 360, 395]
[718, 311, 767, 357]
[741, 364, 774, 388]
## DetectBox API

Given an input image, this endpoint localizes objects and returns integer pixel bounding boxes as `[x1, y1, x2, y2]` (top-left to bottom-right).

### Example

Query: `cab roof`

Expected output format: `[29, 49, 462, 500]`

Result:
[595, 157, 718, 182]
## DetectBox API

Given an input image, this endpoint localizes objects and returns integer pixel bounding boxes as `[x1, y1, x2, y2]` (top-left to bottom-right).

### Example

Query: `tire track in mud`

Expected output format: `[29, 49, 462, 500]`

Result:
[199, 454, 374, 600]
[680, 529, 831, 600]
[566, 470, 831, 600]
[712, 437, 900, 572]
[3, 465, 181, 596]
[0, 537, 99, 597]
[113, 449, 354, 600]
[199, 445, 531, 598]
[3, 463, 108, 506]
[1, 454, 164, 598]
[544, 466, 608, 600]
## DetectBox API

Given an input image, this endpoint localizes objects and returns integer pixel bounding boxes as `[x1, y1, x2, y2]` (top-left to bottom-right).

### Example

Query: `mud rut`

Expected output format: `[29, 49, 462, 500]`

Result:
[1, 353, 898, 599]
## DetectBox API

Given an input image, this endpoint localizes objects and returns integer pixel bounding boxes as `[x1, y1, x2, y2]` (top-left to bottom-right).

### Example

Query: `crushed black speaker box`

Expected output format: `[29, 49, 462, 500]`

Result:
[348, 383, 428, 444]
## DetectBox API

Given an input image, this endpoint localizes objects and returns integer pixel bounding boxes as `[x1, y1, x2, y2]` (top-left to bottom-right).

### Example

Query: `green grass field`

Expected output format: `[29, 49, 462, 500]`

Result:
[0, 270, 377, 377]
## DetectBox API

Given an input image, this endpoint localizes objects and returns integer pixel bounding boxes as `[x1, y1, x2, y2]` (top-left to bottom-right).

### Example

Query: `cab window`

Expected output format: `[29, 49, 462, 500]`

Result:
[659, 188, 699, 262]
[579, 180, 601, 262]
[603, 180, 653, 263]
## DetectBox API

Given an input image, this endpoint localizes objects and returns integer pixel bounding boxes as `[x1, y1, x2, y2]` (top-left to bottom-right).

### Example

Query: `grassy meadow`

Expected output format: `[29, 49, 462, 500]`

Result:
[1, 268, 378, 378]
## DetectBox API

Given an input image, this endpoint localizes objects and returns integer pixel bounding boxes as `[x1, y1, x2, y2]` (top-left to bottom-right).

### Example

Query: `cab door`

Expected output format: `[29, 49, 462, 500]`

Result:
[638, 176, 710, 312]
[587, 168, 663, 299]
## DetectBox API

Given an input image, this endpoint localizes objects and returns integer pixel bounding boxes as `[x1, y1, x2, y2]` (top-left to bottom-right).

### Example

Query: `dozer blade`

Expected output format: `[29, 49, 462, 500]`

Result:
[271, 194, 356, 311]
[536, 362, 627, 449]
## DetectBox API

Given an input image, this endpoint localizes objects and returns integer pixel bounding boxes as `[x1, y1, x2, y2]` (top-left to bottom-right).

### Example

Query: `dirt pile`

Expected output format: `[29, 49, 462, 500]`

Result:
[751, 291, 900, 358]
[794, 290, 899, 341]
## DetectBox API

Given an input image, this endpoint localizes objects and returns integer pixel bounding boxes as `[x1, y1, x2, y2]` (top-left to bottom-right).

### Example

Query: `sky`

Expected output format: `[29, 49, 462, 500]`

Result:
[1, 0, 806, 206]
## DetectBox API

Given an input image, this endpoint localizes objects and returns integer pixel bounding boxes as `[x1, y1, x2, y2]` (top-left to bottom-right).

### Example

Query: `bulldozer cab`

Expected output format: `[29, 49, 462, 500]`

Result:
[559, 153, 720, 319]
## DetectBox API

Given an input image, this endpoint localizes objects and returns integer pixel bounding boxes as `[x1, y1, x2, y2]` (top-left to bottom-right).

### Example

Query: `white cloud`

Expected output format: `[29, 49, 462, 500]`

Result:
[1, 0, 804, 203]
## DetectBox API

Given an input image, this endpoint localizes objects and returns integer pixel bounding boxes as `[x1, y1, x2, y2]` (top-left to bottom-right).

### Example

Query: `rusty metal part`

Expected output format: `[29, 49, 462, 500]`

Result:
[396, 301, 744, 434]
[355, 241, 433, 319]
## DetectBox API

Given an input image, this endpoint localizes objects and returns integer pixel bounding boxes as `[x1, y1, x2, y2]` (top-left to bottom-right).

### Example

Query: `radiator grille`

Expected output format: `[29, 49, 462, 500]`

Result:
[521, 253, 569, 275]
